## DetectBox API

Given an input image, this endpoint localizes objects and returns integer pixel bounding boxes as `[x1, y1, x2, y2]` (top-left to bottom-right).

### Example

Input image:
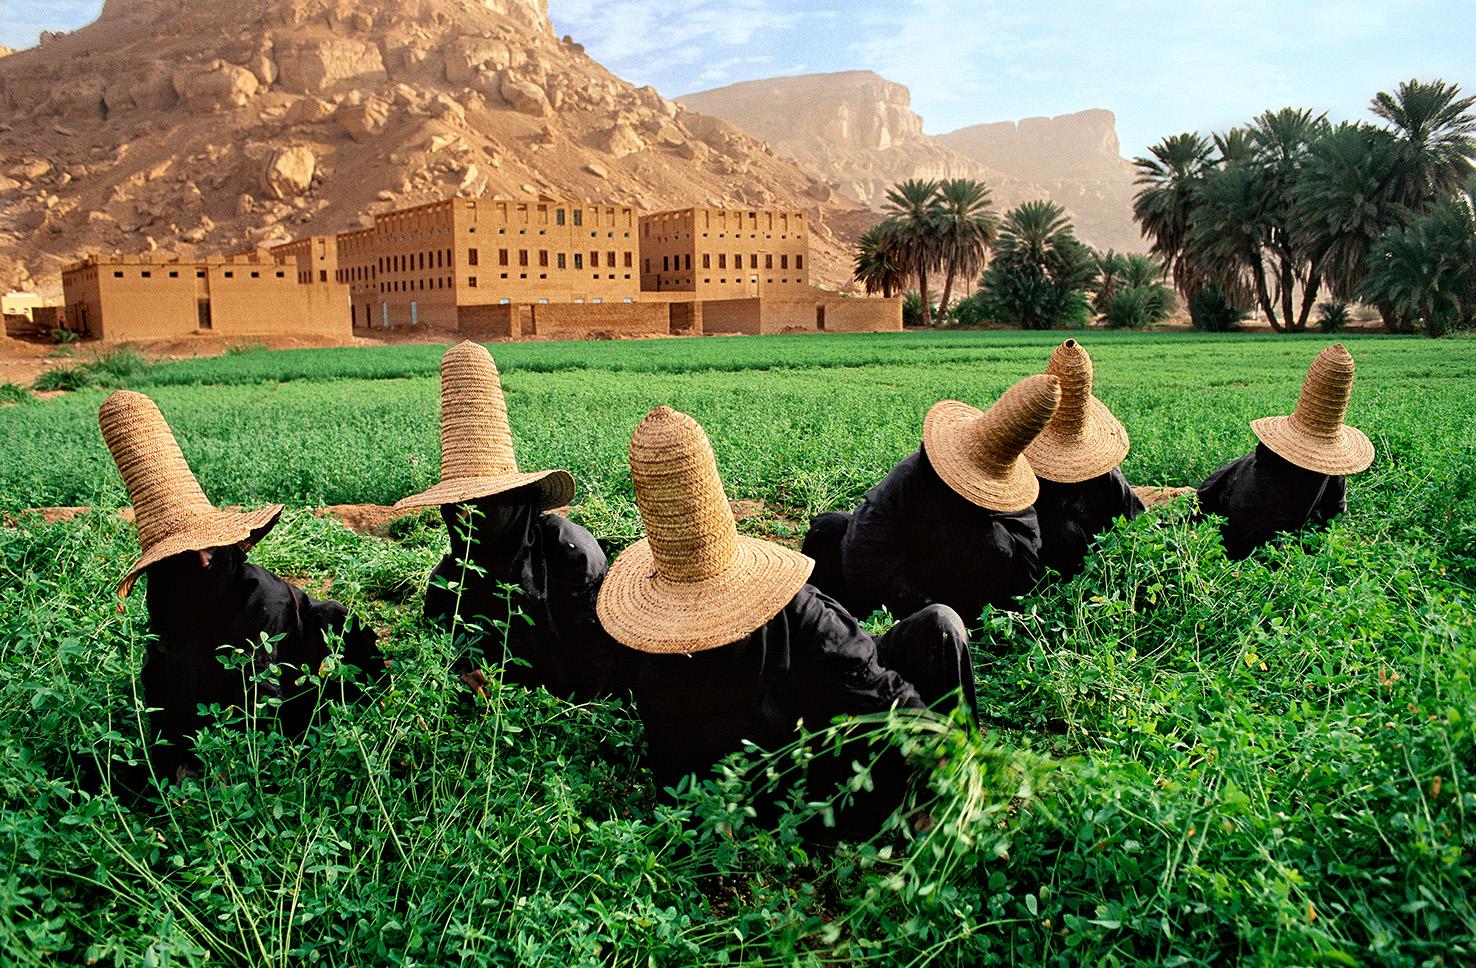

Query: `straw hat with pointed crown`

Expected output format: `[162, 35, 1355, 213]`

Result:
[922, 374, 1062, 513]
[394, 341, 575, 512]
[99, 390, 283, 597]
[1023, 339, 1131, 483]
[1251, 343, 1374, 475]
[597, 406, 814, 655]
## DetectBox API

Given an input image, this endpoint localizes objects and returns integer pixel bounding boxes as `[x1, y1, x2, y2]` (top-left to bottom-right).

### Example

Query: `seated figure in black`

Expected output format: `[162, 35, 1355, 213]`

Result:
[396, 341, 633, 701]
[802, 374, 1060, 626]
[1023, 339, 1144, 581]
[101, 391, 381, 785]
[599, 407, 979, 841]
[1198, 344, 1374, 561]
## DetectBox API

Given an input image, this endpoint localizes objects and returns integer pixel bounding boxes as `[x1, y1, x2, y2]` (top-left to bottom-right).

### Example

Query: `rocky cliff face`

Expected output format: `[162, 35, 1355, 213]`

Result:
[0, 0, 865, 297]
[680, 72, 1142, 253]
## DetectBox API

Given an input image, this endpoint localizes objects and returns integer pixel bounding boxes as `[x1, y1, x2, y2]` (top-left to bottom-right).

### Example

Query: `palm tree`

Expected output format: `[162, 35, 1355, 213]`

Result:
[1371, 78, 1476, 210]
[933, 178, 998, 316]
[1290, 123, 1408, 304]
[1249, 107, 1330, 331]
[1091, 249, 1128, 314]
[1361, 188, 1476, 336]
[1188, 164, 1279, 329]
[852, 223, 908, 298]
[882, 179, 945, 326]
[1132, 133, 1215, 293]
[983, 201, 1095, 329]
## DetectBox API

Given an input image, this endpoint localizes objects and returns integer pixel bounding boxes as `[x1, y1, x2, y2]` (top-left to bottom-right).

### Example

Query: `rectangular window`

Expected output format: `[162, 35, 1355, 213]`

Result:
[765, 254, 773, 269]
[750, 254, 758, 269]
[572, 209, 583, 227]
[468, 277, 477, 288]
[574, 254, 583, 270]
[557, 253, 567, 269]
[519, 250, 529, 267]
[781, 255, 789, 269]
[662, 256, 669, 272]
[320, 269, 328, 282]
[718, 254, 727, 269]
[556, 209, 566, 226]
[591, 251, 600, 268]
[141, 271, 151, 278]
[498, 249, 508, 266]
[702, 254, 711, 269]
[468, 248, 479, 266]
[627, 252, 635, 269]
[607, 251, 616, 269]
[539, 250, 548, 267]
[796, 255, 804, 270]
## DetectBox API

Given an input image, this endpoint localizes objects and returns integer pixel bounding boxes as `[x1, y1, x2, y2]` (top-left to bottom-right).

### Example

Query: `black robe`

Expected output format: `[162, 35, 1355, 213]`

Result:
[1197, 443, 1347, 561]
[1034, 468, 1145, 580]
[424, 496, 633, 701]
[634, 586, 977, 839]
[833, 449, 1043, 624]
[142, 546, 381, 782]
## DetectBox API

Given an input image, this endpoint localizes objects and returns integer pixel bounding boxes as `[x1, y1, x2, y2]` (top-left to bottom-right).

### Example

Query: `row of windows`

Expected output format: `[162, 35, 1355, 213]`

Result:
[476, 248, 633, 270]
[640, 211, 802, 235]
[466, 274, 631, 287]
[377, 274, 635, 293]
[652, 253, 799, 273]
[108, 268, 284, 280]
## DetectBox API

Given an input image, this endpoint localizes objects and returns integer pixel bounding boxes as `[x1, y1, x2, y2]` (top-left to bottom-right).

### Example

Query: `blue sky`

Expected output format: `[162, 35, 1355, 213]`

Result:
[3, 0, 1468, 156]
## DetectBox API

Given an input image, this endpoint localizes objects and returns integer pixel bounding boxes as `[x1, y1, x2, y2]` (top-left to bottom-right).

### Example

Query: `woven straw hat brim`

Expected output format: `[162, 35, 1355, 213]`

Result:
[922, 400, 1040, 512]
[392, 468, 575, 512]
[119, 504, 283, 597]
[597, 535, 814, 654]
[1023, 398, 1131, 483]
[1250, 417, 1374, 476]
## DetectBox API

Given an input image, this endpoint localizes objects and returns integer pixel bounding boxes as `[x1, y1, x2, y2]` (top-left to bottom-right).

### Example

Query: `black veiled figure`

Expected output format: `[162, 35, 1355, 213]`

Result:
[1197, 443, 1347, 560]
[142, 545, 381, 783]
[802, 449, 1043, 626]
[1033, 468, 1145, 581]
[634, 586, 977, 841]
[424, 485, 635, 700]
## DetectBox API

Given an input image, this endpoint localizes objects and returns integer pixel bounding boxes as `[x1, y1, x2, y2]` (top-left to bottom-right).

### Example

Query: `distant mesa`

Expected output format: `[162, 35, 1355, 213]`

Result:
[680, 71, 1142, 253]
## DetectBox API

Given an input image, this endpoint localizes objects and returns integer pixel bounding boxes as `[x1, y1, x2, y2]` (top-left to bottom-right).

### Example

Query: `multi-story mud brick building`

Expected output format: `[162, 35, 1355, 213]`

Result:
[61, 251, 351, 341]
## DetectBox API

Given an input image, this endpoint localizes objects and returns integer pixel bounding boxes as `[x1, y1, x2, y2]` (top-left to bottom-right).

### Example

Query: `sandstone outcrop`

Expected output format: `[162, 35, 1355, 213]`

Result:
[681, 71, 1142, 252]
[0, 0, 865, 297]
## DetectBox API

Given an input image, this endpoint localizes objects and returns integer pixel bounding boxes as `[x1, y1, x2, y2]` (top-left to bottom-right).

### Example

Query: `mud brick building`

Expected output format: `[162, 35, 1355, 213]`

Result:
[339, 197, 641, 332]
[639, 207, 809, 298]
[60, 252, 351, 341]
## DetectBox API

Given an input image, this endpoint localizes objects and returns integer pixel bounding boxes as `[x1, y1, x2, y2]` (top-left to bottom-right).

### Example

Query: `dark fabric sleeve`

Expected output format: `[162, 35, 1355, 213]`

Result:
[1309, 475, 1347, 529]
[787, 588, 925, 719]
[843, 455, 934, 617]
[542, 516, 638, 699]
[1195, 454, 1245, 520]
[994, 510, 1045, 605]
[1111, 467, 1147, 520]
[423, 555, 459, 627]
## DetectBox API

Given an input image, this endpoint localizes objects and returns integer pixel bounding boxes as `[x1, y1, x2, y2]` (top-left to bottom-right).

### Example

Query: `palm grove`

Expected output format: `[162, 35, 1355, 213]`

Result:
[854, 79, 1476, 337]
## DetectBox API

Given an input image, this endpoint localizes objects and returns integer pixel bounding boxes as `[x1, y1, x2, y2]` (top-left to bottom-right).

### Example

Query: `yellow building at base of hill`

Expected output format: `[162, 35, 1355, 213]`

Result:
[61, 252, 350, 342]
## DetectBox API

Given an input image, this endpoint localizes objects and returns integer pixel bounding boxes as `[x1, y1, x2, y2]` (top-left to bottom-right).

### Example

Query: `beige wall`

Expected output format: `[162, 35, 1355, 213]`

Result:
[640, 207, 810, 300]
[61, 255, 351, 341]
[531, 301, 669, 338]
[698, 296, 901, 335]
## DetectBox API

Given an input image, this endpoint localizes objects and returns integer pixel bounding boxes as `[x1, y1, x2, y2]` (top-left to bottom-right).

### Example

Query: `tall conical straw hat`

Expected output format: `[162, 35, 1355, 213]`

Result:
[597, 406, 813, 655]
[1023, 339, 1130, 483]
[99, 390, 283, 597]
[922, 374, 1062, 512]
[1251, 343, 1374, 475]
[394, 341, 575, 511]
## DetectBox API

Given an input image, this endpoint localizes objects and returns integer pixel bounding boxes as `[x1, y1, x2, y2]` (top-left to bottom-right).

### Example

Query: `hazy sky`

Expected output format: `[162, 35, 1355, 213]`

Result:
[3, 0, 1468, 156]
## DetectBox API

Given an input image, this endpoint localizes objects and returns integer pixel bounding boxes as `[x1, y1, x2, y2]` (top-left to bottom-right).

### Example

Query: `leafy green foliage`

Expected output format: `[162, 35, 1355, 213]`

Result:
[1, 332, 1475, 963]
[981, 201, 1095, 330]
[1187, 284, 1248, 332]
[0, 382, 31, 405]
[1317, 299, 1352, 333]
[1360, 192, 1476, 337]
[31, 348, 153, 393]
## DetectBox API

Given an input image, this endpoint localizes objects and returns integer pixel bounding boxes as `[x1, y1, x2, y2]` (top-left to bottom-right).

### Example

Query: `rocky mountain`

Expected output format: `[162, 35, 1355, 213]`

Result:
[0, 0, 868, 298]
[679, 71, 1142, 253]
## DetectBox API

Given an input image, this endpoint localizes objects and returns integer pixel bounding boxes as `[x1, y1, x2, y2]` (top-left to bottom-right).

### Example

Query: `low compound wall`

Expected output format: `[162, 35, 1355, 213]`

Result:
[700, 296, 902, 335]
[532, 301, 670, 339]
